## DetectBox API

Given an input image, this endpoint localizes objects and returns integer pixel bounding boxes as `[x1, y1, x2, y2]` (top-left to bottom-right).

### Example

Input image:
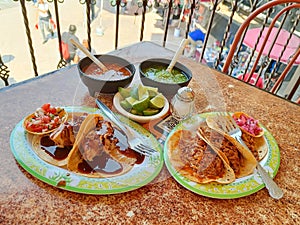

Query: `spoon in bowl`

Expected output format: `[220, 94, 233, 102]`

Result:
[70, 38, 119, 78]
[166, 38, 189, 73]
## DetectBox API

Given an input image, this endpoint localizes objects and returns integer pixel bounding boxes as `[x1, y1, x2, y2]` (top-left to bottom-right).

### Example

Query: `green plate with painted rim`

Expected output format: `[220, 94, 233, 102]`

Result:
[164, 112, 281, 199]
[10, 106, 163, 195]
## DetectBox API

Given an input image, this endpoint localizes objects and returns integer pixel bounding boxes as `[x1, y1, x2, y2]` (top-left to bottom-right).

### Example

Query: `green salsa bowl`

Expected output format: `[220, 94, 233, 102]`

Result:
[139, 58, 192, 97]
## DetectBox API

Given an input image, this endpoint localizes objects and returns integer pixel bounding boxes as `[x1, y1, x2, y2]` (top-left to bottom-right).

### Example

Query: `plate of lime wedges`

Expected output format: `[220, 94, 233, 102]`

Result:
[113, 84, 169, 123]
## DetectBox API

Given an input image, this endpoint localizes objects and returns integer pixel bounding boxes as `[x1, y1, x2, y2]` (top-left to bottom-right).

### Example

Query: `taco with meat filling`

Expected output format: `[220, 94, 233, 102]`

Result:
[67, 114, 140, 178]
[167, 129, 236, 184]
[30, 112, 89, 167]
[197, 122, 257, 178]
[206, 115, 268, 162]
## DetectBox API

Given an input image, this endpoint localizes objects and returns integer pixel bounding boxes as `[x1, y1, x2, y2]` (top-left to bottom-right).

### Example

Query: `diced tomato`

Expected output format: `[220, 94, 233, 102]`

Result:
[49, 107, 57, 114]
[25, 103, 65, 133]
[41, 103, 51, 112]
[53, 117, 59, 124]
[32, 126, 44, 132]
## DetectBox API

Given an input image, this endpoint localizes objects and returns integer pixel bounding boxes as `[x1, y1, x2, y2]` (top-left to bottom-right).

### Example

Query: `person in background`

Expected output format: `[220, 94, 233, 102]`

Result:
[73, 39, 96, 63]
[35, 0, 53, 44]
[61, 25, 80, 64]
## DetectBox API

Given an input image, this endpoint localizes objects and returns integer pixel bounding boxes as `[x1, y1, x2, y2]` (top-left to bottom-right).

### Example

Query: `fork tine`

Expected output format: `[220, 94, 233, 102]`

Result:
[131, 147, 148, 156]
[140, 144, 156, 151]
[216, 112, 230, 133]
[219, 113, 283, 199]
[137, 144, 157, 153]
[225, 112, 239, 129]
[133, 146, 152, 156]
[221, 112, 235, 132]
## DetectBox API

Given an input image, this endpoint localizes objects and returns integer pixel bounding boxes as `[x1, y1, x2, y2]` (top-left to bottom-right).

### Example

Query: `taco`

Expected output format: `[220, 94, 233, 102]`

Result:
[67, 114, 142, 178]
[30, 112, 89, 167]
[167, 129, 235, 184]
[197, 122, 257, 178]
[206, 115, 268, 161]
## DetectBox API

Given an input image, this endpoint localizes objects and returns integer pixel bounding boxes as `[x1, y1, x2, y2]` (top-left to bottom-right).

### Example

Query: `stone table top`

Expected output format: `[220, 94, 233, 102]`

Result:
[0, 41, 299, 225]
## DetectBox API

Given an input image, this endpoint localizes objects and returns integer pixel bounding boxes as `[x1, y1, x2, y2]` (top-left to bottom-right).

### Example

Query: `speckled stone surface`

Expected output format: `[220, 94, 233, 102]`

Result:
[0, 42, 299, 225]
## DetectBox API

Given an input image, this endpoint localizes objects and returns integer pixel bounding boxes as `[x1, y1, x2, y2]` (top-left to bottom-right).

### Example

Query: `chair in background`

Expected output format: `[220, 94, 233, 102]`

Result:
[222, 0, 300, 103]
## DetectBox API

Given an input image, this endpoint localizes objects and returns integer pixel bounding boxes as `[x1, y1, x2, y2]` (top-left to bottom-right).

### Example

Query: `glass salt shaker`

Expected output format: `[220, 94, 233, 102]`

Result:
[170, 87, 195, 120]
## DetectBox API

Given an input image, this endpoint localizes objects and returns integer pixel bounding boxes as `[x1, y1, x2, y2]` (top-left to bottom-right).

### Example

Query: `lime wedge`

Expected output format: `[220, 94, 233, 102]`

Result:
[125, 96, 137, 107]
[143, 108, 159, 116]
[118, 87, 131, 98]
[144, 86, 159, 98]
[148, 89, 159, 99]
[144, 85, 158, 92]
[130, 85, 139, 99]
[132, 97, 149, 112]
[149, 93, 165, 109]
[137, 84, 149, 100]
[120, 100, 132, 111]
[130, 109, 143, 115]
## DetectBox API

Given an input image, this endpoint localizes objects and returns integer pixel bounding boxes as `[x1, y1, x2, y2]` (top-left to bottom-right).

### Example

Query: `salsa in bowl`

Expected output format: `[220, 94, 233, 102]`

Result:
[78, 55, 135, 96]
[139, 58, 192, 97]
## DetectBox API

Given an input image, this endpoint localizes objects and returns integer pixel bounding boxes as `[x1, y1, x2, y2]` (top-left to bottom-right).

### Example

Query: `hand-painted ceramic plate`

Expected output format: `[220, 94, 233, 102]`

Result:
[10, 106, 163, 195]
[164, 112, 281, 199]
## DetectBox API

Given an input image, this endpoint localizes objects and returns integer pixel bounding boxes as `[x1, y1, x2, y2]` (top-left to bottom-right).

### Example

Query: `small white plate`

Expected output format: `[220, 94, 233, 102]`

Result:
[113, 92, 169, 123]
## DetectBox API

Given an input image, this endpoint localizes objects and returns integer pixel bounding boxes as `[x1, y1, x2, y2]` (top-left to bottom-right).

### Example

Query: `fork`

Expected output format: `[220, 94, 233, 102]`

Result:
[96, 99, 156, 157]
[215, 112, 284, 199]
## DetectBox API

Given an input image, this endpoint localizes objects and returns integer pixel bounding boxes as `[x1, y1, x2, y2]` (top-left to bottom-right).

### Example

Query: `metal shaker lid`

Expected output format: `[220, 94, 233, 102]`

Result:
[176, 87, 195, 102]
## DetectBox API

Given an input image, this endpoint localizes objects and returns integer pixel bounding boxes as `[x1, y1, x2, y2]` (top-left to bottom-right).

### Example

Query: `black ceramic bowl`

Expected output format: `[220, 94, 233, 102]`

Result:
[78, 55, 135, 96]
[139, 58, 192, 97]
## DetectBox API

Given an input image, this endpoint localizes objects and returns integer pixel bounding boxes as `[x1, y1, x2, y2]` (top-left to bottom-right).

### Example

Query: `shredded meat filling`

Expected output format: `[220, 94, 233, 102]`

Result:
[80, 120, 120, 162]
[178, 134, 225, 180]
[201, 125, 243, 176]
[241, 133, 258, 160]
[50, 122, 75, 147]
[211, 132, 242, 175]
[214, 119, 259, 161]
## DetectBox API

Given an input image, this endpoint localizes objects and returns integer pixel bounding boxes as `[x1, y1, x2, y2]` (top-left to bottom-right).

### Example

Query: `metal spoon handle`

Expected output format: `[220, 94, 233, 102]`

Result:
[70, 38, 108, 72]
[256, 162, 284, 199]
[237, 136, 283, 199]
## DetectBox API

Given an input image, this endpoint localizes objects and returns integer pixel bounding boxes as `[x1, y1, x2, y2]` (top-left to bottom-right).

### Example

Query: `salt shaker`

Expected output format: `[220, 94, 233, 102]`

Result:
[170, 87, 195, 120]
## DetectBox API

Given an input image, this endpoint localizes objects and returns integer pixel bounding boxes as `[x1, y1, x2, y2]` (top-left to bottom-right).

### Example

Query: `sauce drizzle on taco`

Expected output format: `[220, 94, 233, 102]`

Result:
[31, 112, 89, 167]
[40, 135, 73, 160]
[67, 114, 144, 178]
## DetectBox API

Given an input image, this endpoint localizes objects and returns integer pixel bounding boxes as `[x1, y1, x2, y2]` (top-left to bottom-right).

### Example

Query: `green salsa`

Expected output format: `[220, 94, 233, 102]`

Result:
[143, 65, 188, 84]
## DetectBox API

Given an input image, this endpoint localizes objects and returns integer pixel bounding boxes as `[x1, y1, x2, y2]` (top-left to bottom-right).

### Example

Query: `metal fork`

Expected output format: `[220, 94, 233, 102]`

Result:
[215, 112, 283, 199]
[96, 99, 156, 157]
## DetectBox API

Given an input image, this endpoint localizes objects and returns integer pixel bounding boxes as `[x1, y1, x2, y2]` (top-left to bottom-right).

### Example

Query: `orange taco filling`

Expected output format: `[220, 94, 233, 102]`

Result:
[240, 133, 258, 160]
[177, 132, 226, 181]
[199, 124, 247, 177]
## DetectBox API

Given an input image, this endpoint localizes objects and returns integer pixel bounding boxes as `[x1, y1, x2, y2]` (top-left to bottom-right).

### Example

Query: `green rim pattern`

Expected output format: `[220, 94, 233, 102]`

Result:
[164, 112, 280, 199]
[10, 106, 164, 195]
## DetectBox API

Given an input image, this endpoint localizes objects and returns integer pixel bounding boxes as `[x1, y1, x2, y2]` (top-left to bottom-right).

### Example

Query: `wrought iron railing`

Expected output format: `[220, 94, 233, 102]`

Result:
[0, 0, 299, 104]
